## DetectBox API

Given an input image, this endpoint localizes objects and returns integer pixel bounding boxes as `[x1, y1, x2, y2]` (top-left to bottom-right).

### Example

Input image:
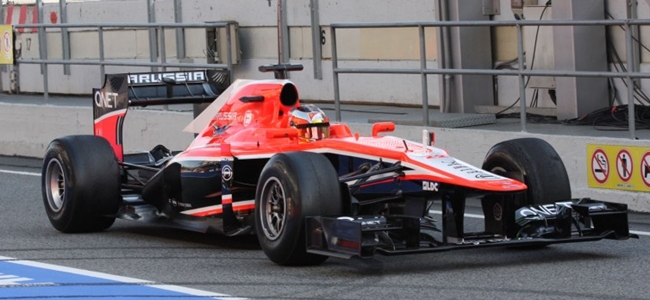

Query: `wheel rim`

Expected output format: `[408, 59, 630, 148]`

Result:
[489, 166, 508, 176]
[486, 159, 524, 182]
[45, 158, 66, 213]
[260, 177, 287, 241]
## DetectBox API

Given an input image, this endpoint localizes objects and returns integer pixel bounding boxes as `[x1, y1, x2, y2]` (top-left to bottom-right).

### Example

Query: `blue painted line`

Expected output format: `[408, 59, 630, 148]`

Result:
[0, 256, 234, 300]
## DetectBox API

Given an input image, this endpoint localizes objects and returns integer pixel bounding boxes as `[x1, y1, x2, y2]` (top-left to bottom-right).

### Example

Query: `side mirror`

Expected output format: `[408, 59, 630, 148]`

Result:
[371, 122, 395, 137]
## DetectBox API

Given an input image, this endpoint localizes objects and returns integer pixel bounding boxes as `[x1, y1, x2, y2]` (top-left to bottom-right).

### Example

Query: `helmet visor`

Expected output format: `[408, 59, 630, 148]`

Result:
[297, 124, 330, 140]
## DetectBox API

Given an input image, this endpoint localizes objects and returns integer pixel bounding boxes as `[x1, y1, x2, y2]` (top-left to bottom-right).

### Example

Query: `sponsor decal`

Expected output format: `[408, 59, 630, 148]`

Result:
[94, 90, 119, 109]
[361, 219, 383, 226]
[243, 110, 254, 126]
[127, 71, 206, 85]
[405, 151, 505, 181]
[517, 202, 573, 218]
[211, 124, 229, 136]
[518, 205, 552, 217]
[221, 165, 233, 181]
[422, 181, 439, 192]
[439, 158, 499, 179]
[168, 198, 192, 208]
[216, 112, 237, 121]
[423, 154, 448, 159]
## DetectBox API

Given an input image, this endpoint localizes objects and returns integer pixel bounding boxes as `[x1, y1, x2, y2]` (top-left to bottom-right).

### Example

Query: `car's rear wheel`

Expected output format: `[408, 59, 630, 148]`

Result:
[255, 152, 343, 266]
[42, 135, 121, 233]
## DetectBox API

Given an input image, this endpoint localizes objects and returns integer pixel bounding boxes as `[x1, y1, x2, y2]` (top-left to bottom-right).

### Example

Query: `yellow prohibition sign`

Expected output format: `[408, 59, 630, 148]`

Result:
[0, 25, 14, 65]
[587, 144, 650, 192]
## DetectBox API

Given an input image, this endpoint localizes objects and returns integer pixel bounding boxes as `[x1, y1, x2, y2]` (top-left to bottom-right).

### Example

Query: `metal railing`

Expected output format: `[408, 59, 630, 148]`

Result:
[331, 19, 650, 139]
[13, 22, 234, 102]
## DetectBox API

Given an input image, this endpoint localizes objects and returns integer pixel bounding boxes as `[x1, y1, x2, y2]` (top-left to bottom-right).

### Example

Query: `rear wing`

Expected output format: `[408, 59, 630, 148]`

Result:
[92, 70, 229, 161]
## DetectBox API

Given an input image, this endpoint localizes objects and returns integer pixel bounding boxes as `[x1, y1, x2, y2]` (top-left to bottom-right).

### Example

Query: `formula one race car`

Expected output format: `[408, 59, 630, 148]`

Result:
[42, 64, 637, 266]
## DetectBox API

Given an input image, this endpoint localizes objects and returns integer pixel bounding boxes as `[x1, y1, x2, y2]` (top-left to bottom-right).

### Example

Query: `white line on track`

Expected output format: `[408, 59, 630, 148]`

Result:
[630, 230, 650, 237]
[0, 169, 40, 177]
[430, 210, 650, 237]
[0, 255, 237, 299]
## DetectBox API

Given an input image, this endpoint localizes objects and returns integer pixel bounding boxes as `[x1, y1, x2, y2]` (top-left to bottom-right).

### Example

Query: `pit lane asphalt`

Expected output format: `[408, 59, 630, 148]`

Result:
[2, 156, 650, 300]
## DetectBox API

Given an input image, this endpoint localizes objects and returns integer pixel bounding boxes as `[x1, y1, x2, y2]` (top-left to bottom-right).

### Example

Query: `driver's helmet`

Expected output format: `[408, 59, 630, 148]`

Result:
[289, 104, 330, 141]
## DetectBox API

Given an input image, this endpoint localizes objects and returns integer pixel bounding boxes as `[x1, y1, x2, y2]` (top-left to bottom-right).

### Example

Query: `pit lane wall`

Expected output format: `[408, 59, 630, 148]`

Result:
[1, 102, 648, 213]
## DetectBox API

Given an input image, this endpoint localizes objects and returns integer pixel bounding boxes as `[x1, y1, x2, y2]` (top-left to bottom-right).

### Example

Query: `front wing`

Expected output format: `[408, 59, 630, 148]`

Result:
[305, 198, 637, 259]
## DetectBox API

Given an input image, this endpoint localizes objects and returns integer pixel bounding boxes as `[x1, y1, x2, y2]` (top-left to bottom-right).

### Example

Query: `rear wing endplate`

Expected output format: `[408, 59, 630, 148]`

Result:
[92, 70, 229, 161]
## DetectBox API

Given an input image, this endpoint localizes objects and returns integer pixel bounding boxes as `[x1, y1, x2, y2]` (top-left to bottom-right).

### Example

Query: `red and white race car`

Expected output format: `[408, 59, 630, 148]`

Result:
[42, 64, 636, 266]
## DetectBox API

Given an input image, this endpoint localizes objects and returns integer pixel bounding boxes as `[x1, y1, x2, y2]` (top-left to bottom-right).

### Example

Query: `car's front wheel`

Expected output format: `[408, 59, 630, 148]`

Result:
[482, 137, 571, 206]
[255, 152, 343, 266]
[480, 138, 571, 243]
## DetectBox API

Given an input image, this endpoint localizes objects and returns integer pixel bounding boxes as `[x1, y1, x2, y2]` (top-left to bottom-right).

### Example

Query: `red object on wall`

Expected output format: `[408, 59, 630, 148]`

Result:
[17, 5, 27, 33]
[50, 12, 58, 24]
[5, 5, 15, 24]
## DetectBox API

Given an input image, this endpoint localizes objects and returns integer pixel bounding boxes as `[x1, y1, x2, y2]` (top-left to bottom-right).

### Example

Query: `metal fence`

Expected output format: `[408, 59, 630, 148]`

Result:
[13, 22, 234, 102]
[8, 18, 650, 139]
[331, 19, 650, 139]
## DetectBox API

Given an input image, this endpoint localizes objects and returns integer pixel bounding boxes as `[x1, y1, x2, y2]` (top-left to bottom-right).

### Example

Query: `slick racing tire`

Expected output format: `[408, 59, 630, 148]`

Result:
[42, 135, 121, 233]
[482, 138, 571, 206]
[481, 138, 571, 245]
[255, 152, 343, 266]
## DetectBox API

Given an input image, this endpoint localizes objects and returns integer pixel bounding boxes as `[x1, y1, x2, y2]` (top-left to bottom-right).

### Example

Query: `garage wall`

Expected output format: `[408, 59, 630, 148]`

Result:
[2, 0, 441, 106]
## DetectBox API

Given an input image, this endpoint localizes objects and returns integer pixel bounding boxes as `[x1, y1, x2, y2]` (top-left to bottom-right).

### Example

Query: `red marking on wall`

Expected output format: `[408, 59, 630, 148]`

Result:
[5, 5, 15, 25]
[50, 12, 58, 24]
[17, 5, 27, 33]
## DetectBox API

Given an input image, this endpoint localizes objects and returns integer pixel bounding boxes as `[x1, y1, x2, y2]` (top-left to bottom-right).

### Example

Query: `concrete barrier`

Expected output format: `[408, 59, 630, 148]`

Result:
[0, 103, 195, 157]
[1, 102, 648, 212]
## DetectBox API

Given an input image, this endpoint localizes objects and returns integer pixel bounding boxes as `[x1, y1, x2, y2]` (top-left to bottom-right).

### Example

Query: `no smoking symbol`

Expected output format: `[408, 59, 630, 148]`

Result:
[616, 149, 633, 182]
[591, 149, 609, 184]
